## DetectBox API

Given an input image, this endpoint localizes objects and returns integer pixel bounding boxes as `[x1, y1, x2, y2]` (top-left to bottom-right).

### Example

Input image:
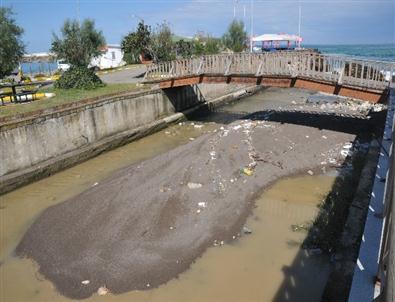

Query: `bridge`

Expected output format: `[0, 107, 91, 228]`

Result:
[144, 52, 395, 103]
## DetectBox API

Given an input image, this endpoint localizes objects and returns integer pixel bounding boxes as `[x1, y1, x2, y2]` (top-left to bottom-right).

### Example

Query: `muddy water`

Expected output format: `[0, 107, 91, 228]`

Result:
[1, 88, 332, 302]
[1, 174, 334, 302]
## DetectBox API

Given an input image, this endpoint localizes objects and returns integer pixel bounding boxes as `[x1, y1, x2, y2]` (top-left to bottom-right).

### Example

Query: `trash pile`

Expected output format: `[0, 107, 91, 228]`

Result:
[305, 92, 386, 116]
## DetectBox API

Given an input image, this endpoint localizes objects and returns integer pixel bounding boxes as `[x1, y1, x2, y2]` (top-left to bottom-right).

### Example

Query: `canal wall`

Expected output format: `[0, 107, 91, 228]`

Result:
[0, 83, 259, 194]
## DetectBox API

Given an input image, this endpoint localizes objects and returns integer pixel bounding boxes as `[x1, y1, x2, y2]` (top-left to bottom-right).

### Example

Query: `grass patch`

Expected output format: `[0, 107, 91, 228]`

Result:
[0, 83, 149, 119]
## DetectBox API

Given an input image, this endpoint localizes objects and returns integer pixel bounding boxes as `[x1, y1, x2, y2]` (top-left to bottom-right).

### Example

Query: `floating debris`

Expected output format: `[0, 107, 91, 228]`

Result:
[243, 226, 252, 234]
[291, 223, 310, 232]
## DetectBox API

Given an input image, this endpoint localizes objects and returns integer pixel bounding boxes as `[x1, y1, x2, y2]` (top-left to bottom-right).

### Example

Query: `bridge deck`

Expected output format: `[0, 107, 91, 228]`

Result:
[144, 53, 395, 103]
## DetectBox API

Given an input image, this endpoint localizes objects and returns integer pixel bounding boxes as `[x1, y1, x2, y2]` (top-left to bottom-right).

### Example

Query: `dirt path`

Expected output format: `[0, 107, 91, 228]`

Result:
[16, 116, 355, 299]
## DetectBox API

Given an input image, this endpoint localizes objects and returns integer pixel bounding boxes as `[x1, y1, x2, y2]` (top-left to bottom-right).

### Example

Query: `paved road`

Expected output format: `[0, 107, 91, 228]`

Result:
[99, 65, 147, 84]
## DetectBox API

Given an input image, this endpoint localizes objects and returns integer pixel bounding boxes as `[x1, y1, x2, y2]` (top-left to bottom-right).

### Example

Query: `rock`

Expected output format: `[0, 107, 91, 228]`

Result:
[187, 182, 202, 189]
[243, 226, 252, 234]
[97, 286, 109, 296]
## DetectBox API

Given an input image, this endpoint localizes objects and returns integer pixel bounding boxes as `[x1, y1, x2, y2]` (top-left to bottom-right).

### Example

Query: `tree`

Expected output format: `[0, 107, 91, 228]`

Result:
[52, 19, 105, 67]
[121, 21, 151, 64]
[204, 36, 221, 54]
[222, 20, 247, 53]
[0, 7, 25, 79]
[150, 22, 175, 62]
[51, 19, 105, 89]
[174, 39, 193, 59]
[192, 39, 205, 56]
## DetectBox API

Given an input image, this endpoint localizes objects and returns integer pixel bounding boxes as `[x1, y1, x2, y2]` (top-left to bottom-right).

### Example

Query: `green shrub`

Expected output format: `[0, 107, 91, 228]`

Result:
[55, 66, 104, 89]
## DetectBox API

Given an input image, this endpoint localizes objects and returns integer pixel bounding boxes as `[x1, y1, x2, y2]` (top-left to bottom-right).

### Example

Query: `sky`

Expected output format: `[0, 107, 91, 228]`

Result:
[2, 0, 395, 53]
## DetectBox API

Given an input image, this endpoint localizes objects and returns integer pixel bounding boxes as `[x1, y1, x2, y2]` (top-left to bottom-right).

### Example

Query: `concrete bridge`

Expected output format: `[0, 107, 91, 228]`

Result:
[144, 52, 395, 103]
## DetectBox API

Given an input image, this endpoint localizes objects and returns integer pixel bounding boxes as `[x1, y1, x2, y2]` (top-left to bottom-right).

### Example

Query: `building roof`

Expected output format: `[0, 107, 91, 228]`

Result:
[252, 34, 302, 42]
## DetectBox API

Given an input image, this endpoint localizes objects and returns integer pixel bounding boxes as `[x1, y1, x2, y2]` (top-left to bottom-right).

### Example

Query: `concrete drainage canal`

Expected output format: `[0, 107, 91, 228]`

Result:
[0, 86, 386, 301]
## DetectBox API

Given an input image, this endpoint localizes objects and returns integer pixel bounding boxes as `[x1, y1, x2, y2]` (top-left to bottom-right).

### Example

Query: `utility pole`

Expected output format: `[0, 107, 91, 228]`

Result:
[243, 5, 246, 30]
[77, 0, 80, 24]
[250, 0, 254, 53]
[298, 1, 302, 48]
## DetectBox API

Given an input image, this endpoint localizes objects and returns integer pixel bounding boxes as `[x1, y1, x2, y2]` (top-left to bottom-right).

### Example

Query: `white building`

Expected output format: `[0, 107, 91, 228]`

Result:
[57, 44, 126, 71]
[90, 44, 126, 70]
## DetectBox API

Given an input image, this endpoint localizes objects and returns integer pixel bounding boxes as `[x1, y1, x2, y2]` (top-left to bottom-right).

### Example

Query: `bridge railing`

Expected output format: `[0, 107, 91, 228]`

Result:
[145, 52, 395, 91]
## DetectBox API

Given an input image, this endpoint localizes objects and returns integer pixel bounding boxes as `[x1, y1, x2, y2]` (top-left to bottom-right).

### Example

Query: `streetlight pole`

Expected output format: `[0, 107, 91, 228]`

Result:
[298, 1, 302, 48]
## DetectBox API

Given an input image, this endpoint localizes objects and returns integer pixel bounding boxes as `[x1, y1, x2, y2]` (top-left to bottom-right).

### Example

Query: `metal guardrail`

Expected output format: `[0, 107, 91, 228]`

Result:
[144, 52, 395, 91]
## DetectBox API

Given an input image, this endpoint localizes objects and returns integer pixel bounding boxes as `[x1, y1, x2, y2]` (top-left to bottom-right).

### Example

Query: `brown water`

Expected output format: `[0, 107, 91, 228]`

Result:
[1, 88, 333, 302]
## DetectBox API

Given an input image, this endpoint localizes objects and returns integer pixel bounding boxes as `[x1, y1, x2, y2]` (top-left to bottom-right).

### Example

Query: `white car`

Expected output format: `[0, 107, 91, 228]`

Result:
[57, 60, 70, 71]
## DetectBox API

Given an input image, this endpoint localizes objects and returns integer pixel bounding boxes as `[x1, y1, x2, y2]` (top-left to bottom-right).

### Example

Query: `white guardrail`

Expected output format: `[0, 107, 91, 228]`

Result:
[145, 52, 395, 91]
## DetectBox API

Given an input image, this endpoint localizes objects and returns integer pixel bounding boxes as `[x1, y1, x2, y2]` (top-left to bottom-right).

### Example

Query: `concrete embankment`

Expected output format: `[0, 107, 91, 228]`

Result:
[0, 83, 259, 194]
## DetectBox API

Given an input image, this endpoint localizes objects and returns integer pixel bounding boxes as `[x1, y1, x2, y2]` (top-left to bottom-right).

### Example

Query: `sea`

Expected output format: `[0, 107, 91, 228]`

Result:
[305, 44, 395, 62]
[20, 44, 395, 75]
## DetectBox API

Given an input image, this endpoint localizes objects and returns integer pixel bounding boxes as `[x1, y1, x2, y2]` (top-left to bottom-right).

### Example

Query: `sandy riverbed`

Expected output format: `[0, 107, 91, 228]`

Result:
[16, 113, 355, 299]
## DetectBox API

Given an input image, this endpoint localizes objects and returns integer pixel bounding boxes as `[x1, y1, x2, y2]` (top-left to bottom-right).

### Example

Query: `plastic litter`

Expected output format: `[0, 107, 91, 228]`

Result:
[81, 280, 90, 285]
[198, 202, 207, 208]
[97, 286, 109, 296]
[242, 168, 254, 176]
[187, 182, 202, 189]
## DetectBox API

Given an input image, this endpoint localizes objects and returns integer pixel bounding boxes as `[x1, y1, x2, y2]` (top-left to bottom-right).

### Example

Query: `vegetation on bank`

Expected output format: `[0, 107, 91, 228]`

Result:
[0, 7, 25, 79]
[0, 83, 148, 118]
[121, 20, 248, 64]
[51, 19, 106, 89]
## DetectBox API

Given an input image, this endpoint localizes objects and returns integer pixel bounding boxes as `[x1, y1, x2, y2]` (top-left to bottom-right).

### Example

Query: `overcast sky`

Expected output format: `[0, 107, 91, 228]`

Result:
[2, 0, 395, 53]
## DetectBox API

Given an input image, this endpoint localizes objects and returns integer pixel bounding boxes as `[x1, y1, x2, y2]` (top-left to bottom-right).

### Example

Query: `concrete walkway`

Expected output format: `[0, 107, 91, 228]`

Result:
[99, 65, 147, 84]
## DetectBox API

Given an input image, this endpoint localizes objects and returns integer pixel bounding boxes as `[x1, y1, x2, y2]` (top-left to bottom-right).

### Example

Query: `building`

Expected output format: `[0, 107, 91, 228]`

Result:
[57, 44, 126, 71]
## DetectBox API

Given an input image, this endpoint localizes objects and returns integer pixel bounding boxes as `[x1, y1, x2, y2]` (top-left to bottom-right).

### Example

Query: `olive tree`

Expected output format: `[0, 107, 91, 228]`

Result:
[222, 20, 247, 52]
[0, 7, 25, 79]
[51, 19, 105, 89]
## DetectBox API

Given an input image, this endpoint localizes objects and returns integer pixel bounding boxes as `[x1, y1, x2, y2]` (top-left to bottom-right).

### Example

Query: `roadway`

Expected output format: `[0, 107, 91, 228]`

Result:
[98, 64, 147, 84]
